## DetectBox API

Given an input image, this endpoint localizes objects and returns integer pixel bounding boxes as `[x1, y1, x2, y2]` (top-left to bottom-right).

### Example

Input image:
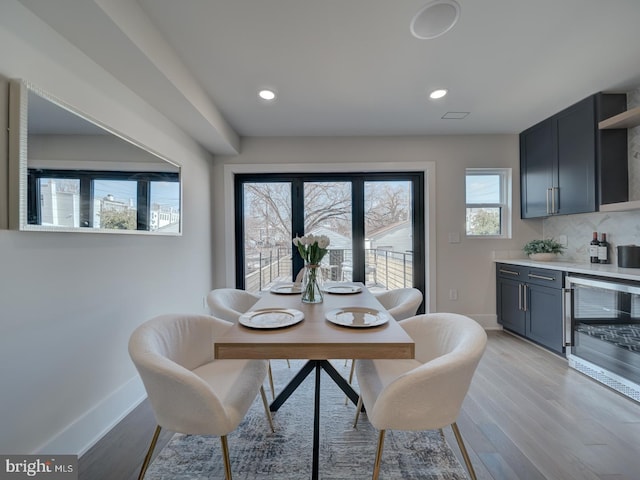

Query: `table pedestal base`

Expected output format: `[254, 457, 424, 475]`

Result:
[269, 360, 361, 480]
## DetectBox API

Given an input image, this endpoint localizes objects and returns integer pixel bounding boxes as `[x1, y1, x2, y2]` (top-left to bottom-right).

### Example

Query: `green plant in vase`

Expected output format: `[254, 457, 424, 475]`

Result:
[523, 238, 565, 261]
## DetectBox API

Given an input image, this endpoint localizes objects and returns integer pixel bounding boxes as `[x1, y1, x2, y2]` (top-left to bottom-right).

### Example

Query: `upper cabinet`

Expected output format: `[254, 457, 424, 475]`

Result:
[520, 93, 628, 219]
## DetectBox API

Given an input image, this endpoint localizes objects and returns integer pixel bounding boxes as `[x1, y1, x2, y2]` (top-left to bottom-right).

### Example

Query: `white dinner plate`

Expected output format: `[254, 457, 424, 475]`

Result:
[270, 284, 302, 295]
[239, 308, 304, 329]
[323, 285, 363, 295]
[325, 307, 390, 328]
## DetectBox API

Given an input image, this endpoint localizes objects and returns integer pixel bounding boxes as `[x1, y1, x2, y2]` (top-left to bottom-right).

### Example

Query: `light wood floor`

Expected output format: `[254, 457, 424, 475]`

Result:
[449, 331, 640, 480]
[79, 331, 640, 480]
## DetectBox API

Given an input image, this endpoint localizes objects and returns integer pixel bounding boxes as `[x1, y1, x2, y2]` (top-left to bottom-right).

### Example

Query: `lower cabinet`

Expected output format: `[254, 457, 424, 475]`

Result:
[496, 263, 565, 354]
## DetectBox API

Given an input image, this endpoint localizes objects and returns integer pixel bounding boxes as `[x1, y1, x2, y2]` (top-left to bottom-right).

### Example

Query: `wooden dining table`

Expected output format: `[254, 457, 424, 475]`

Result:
[214, 282, 415, 480]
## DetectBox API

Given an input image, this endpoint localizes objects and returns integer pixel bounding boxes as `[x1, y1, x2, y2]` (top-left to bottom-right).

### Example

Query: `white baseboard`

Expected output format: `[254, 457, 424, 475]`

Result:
[35, 376, 147, 456]
[467, 313, 500, 330]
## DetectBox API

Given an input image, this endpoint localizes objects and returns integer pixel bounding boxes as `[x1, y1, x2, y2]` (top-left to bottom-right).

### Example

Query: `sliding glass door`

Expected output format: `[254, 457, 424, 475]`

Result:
[364, 180, 415, 291]
[235, 172, 424, 309]
[303, 181, 352, 283]
[240, 181, 293, 292]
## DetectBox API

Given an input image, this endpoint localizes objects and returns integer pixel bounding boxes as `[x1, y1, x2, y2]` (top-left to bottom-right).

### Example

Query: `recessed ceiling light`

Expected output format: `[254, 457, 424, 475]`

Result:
[429, 89, 448, 99]
[258, 89, 276, 101]
[411, 0, 461, 40]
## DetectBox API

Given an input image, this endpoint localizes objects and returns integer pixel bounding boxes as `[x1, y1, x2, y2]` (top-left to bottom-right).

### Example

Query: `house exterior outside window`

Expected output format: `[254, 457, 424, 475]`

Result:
[465, 168, 511, 238]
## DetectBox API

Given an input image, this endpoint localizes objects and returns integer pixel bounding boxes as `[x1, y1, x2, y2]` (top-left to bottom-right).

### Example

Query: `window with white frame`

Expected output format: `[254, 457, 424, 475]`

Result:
[465, 168, 511, 238]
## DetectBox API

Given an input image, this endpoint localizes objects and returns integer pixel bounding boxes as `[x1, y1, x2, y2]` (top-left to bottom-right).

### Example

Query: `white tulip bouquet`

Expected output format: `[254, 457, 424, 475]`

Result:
[293, 234, 331, 265]
[293, 234, 330, 303]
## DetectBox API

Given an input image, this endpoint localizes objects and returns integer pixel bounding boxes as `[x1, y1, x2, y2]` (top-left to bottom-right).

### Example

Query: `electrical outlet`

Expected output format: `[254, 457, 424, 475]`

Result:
[203, 295, 208, 309]
[449, 289, 458, 301]
[558, 234, 568, 247]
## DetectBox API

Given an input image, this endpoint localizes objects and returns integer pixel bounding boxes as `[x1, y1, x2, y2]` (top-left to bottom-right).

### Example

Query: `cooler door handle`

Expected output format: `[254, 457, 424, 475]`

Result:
[562, 287, 573, 346]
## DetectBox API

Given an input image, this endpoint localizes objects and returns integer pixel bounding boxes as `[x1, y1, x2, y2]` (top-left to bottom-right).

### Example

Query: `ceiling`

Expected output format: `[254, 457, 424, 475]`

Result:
[18, 0, 640, 155]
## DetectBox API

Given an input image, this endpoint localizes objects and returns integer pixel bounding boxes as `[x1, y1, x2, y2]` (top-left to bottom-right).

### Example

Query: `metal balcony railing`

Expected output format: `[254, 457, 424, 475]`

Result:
[245, 248, 413, 293]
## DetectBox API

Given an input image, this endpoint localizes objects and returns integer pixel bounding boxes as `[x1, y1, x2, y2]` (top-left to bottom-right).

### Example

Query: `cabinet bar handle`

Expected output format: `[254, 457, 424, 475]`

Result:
[499, 268, 520, 276]
[546, 188, 552, 214]
[518, 283, 523, 310]
[552, 186, 558, 214]
[528, 273, 555, 281]
[522, 284, 528, 311]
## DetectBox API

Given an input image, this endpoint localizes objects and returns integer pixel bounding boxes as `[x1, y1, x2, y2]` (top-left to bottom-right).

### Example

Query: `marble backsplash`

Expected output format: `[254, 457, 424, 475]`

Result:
[544, 210, 640, 264]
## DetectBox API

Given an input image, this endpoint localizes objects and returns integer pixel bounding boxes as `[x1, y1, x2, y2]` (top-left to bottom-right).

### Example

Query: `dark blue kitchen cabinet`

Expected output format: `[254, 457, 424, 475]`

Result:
[496, 264, 526, 335]
[520, 118, 555, 218]
[520, 93, 627, 218]
[526, 281, 563, 354]
[496, 263, 565, 354]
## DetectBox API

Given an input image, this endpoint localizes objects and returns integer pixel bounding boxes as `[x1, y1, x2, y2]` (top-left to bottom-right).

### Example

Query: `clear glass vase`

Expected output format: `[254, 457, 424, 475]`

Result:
[301, 263, 324, 303]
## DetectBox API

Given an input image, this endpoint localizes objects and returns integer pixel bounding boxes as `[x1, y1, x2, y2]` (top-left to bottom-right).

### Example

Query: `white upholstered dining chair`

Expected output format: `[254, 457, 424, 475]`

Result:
[128, 313, 274, 480]
[206, 288, 261, 323]
[374, 287, 424, 320]
[353, 313, 487, 480]
[206, 287, 288, 398]
[345, 287, 423, 393]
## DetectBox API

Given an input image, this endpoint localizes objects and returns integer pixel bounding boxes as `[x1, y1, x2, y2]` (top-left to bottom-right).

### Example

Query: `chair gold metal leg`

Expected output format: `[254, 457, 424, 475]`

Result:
[267, 361, 275, 400]
[137, 425, 162, 480]
[286, 359, 291, 368]
[348, 359, 356, 384]
[259, 385, 275, 432]
[353, 396, 363, 428]
[344, 359, 356, 405]
[451, 422, 477, 480]
[221, 435, 232, 480]
[372, 430, 385, 480]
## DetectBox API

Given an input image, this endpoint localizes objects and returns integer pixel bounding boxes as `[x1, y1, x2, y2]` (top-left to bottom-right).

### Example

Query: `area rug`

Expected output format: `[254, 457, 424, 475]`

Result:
[145, 359, 469, 479]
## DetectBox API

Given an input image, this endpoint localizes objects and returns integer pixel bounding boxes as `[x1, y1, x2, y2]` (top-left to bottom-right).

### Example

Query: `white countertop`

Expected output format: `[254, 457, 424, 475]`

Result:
[494, 258, 640, 282]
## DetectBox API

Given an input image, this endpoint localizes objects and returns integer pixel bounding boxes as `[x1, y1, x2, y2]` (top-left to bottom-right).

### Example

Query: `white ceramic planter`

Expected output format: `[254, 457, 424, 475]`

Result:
[528, 253, 557, 261]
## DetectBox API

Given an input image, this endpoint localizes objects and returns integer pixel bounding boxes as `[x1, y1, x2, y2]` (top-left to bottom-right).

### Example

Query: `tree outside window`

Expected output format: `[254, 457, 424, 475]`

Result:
[465, 168, 511, 238]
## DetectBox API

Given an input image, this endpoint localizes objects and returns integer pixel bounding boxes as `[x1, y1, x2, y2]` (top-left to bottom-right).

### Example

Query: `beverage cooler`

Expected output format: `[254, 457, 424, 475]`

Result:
[564, 275, 640, 402]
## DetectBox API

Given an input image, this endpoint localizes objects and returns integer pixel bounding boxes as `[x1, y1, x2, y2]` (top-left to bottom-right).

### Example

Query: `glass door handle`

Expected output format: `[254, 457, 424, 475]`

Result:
[562, 287, 573, 346]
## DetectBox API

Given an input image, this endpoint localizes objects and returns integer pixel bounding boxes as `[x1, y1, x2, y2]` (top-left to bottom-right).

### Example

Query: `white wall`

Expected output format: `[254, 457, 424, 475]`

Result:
[0, 1, 213, 455]
[213, 136, 543, 328]
[28, 134, 177, 172]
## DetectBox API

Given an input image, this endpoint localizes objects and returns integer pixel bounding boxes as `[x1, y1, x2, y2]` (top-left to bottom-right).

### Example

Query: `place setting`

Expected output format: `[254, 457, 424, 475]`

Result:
[323, 283, 363, 295]
[270, 283, 303, 295]
[239, 308, 304, 329]
[325, 306, 390, 328]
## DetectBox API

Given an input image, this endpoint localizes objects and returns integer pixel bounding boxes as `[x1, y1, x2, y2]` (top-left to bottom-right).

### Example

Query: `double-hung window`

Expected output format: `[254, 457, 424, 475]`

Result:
[465, 168, 511, 238]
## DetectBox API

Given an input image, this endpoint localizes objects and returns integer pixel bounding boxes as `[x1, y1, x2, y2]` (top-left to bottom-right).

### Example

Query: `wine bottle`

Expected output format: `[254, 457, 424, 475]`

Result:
[598, 233, 609, 264]
[589, 232, 599, 263]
